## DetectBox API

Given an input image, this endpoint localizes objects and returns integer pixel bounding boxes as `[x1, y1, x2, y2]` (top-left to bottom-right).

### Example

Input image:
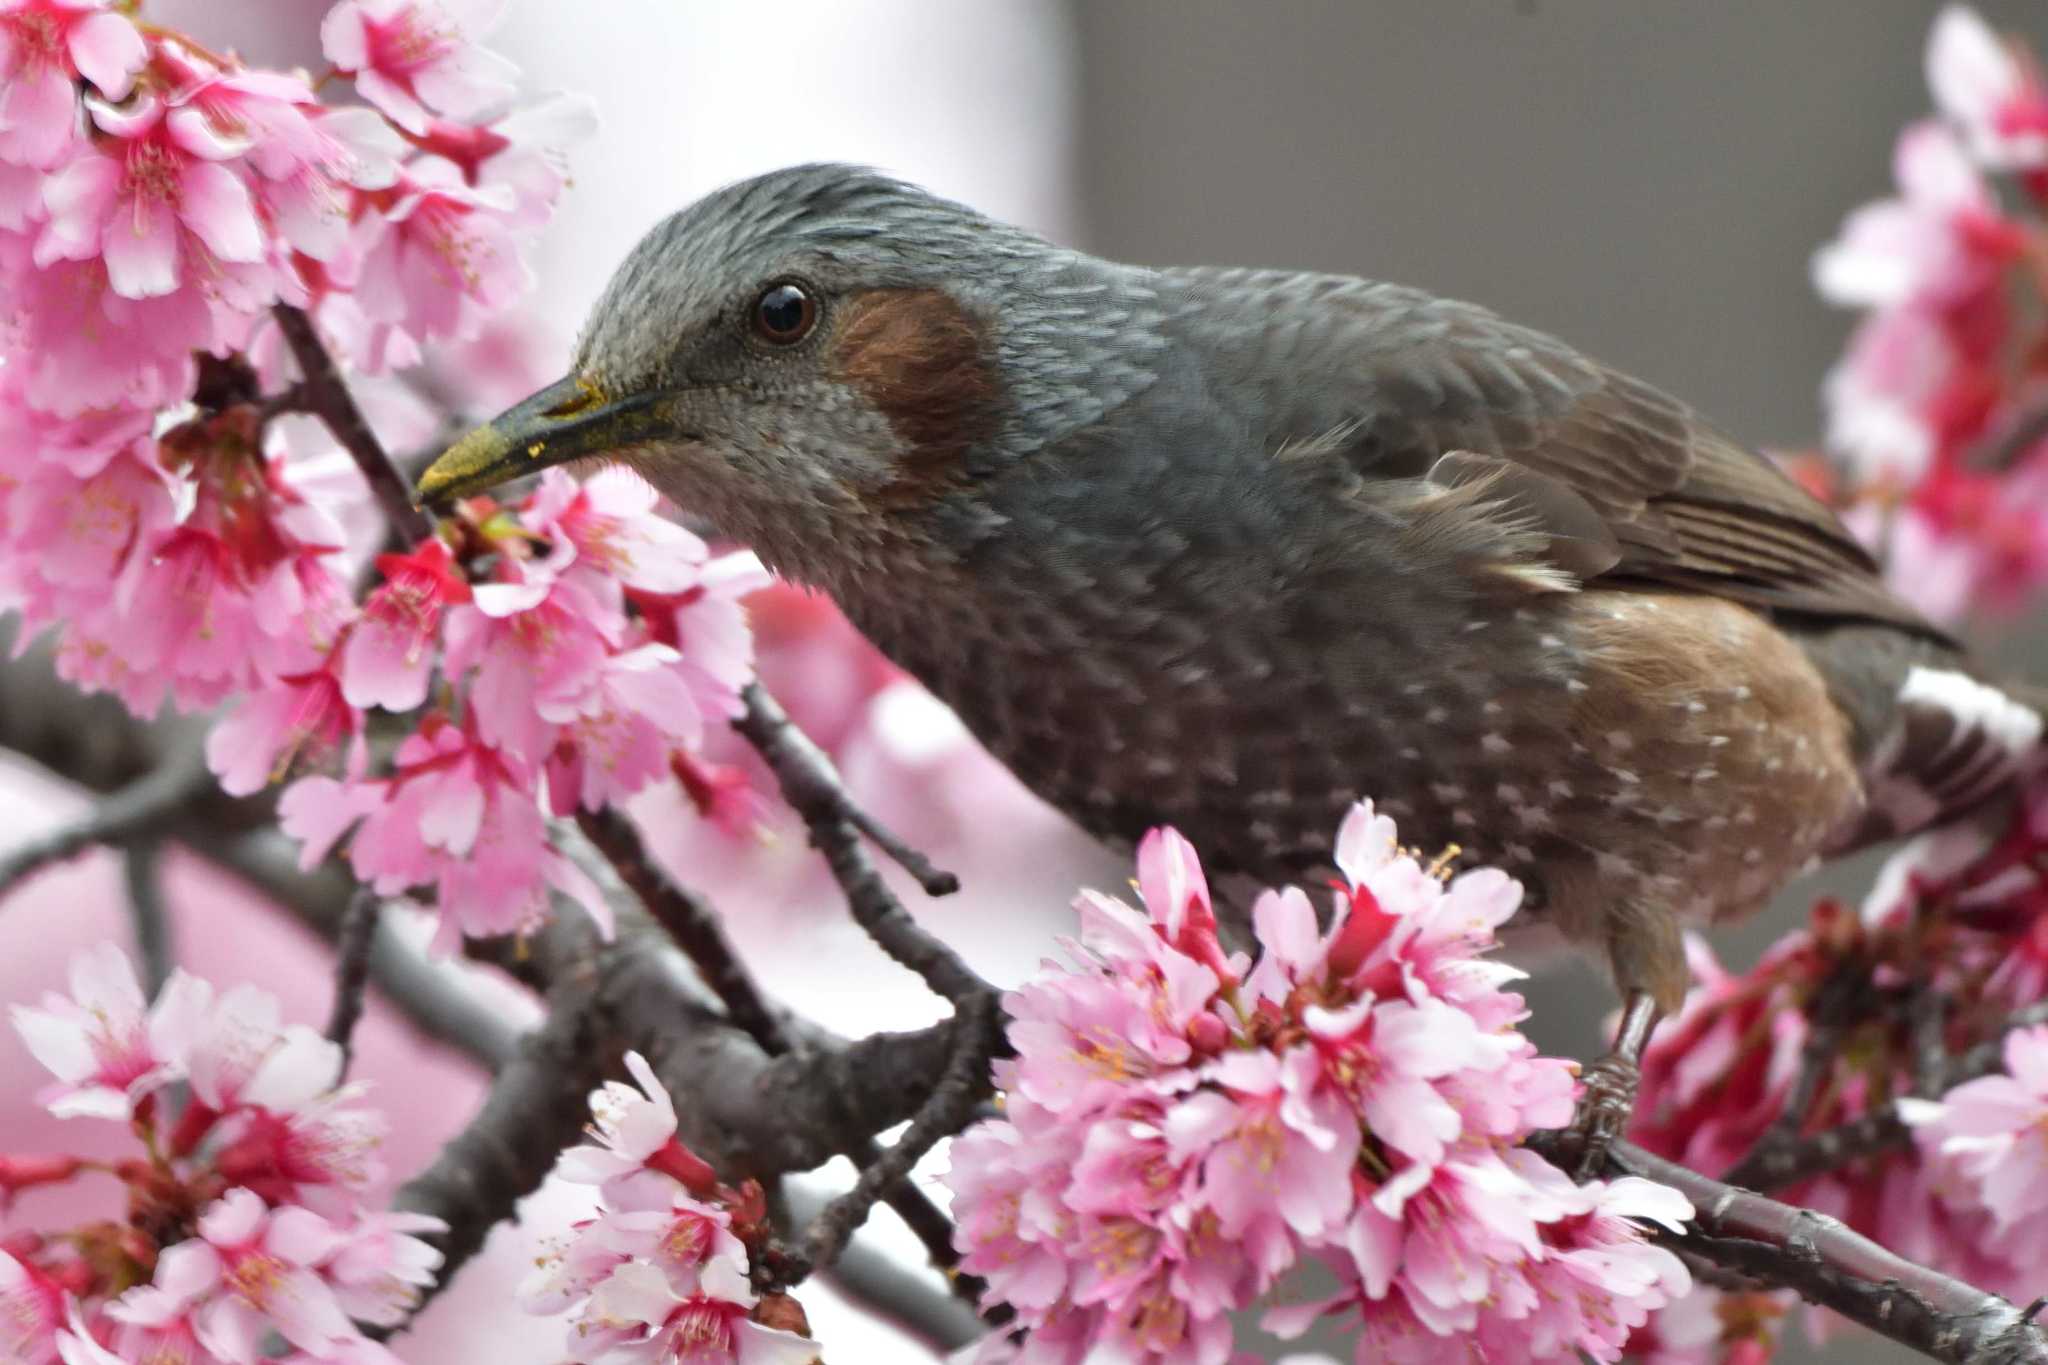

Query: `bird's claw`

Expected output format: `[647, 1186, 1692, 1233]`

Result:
[1559, 1051, 1640, 1181]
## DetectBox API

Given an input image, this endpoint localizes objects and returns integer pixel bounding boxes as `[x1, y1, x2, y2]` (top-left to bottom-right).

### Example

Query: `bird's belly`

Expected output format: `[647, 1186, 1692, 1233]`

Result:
[884, 588, 1864, 953]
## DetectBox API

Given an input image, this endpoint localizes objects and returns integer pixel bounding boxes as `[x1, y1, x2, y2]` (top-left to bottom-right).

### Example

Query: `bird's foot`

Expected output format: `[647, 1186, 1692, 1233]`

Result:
[1559, 1050, 1640, 1181]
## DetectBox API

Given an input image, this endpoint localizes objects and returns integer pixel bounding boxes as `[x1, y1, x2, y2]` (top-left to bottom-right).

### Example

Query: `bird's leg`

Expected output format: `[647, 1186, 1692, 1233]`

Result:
[1560, 989, 1661, 1181]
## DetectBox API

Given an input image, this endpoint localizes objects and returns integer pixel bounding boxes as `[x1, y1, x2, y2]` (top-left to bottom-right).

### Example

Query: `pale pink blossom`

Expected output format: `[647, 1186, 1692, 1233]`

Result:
[554, 1050, 718, 1198]
[1928, 5, 2048, 168]
[0, 0, 146, 168]
[527, 467, 708, 595]
[1813, 121, 2019, 311]
[1906, 1024, 2048, 1264]
[173, 68, 404, 262]
[545, 643, 714, 813]
[1822, 304, 1961, 485]
[323, 1211, 449, 1328]
[320, 0, 518, 134]
[106, 1189, 358, 1364]
[575, 1257, 818, 1365]
[183, 984, 343, 1116]
[440, 555, 620, 762]
[9, 941, 210, 1119]
[0, 244, 211, 414]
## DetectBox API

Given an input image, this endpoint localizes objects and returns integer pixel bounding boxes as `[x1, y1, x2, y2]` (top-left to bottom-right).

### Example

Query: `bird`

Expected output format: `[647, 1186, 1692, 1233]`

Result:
[416, 163, 2044, 1168]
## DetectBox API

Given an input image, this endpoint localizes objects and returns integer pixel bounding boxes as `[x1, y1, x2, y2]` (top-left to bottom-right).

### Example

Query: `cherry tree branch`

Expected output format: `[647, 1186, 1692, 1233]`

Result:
[734, 683, 983, 1003]
[0, 743, 208, 901]
[122, 840, 174, 997]
[271, 303, 435, 545]
[1538, 1135, 2048, 1364]
[326, 889, 381, 1079]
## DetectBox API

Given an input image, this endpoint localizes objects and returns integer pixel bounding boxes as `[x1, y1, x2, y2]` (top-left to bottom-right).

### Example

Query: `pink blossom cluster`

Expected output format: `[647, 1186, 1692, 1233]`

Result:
[1812, 6, 2048, 621]
[0, 943, 442, 1364]
[518, 1051, 820, 1365]
[945, 804, 1693, 1365]
[1626, 780, 2048, 1357]
[266, 468, 766, 948]
[0, 1, 752, 953]
[0, 0, 590, 707]
[1903, 1025, 2048, 1274]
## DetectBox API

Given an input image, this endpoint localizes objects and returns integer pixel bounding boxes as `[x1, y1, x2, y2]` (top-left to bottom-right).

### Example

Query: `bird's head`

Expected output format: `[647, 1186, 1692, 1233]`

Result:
[416, 163, 1166, 584]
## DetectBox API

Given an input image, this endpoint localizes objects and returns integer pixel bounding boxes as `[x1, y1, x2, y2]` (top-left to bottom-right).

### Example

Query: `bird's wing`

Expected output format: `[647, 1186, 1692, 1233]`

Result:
[1165, 267, 1941, 638]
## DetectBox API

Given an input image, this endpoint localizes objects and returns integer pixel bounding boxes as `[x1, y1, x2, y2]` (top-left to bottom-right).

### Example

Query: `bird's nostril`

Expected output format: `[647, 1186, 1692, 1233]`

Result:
[544, 378, 607, 419]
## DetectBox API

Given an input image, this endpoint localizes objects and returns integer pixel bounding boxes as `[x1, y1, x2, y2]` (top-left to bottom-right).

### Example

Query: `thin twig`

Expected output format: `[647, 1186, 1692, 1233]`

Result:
[784, 1178, 984, 1353]
[122, 839, 173, 998]
[1722, 960, 1867, 1188]
[326, 888, 381, 1079]
[1910, 986, 1950, 1098]
[1534, 1134, 2048, 1363]
[735, 683, 985, 1004]
[1743, 999, 2048, 1193]
[735, 683, 959, 898]
[799, 992, 1000, 1275]
[574, 807, 790, 1051]
[0, 745, 208, 900]
[271, 304, 435, 544]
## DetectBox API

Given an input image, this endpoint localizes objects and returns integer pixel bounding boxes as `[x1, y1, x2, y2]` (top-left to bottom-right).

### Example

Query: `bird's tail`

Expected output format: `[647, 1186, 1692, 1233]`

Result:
[1840, 664, 2046, 851]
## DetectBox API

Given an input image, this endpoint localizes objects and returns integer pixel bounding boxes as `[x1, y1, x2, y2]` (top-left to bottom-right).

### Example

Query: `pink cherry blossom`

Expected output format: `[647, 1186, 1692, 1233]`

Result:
[440, 553, 620, 761]
[0, 0, 146, 168]
[9, 941, 210, 1119]
[545, 643, 714, 813]
[349, 165, 531, 352]
[339, 536, 471, 711]
[1813, 121, 2021, 312]
[174, 67, 405, 263]
[0, 1247, 66, 1365]
[323, 1211, 449, 1328]
[1928, 5, 2048, 168]
[321, 0, 518, 135]
[280, 715, 609, 950]
[107, 1189, 357, 1364]
[949, 802, 1689, 1362]
[36, 90, 268, 301]
[1906, 1024, 2048, 1265]
[575, 1257, 818, 1365]
[0, 243, 212, 414]
[206, 656, 365, 797]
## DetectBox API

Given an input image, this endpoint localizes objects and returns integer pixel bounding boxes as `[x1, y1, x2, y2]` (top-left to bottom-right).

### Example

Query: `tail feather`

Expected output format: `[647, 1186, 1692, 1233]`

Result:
[1839, 665, 2045, 851]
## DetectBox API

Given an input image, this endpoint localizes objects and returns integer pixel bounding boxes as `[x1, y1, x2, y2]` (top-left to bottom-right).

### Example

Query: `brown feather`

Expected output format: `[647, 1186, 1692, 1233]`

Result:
[829, 287, 999, 503]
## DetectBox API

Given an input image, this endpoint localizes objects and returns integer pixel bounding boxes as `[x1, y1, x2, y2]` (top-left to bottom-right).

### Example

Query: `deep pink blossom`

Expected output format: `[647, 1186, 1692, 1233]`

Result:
[0, 1247, 67, 1365]
[281, 714, 609, 949]
[320, 0, 517, 135]
[0, 0, 145, 168]
[207, 656, 365, 796]
[36, 91, 268, 301]
[339, 536, 471, 711]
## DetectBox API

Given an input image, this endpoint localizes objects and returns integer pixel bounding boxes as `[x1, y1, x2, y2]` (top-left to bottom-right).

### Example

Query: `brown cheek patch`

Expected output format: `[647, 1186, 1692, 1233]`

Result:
[828, 287, 999, 500]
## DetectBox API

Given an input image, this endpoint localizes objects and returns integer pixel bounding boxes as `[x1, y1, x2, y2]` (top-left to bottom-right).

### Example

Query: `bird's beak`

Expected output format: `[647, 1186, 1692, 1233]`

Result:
[415, 375, 671, 504]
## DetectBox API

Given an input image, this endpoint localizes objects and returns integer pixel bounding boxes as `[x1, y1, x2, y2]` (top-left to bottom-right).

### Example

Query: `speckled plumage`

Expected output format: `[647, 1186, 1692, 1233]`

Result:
[427, 164, 2044, 1016]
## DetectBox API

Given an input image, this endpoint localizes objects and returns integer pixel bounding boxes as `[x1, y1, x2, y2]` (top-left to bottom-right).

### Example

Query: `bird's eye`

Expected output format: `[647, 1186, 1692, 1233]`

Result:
[751, 282, 817, 345]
